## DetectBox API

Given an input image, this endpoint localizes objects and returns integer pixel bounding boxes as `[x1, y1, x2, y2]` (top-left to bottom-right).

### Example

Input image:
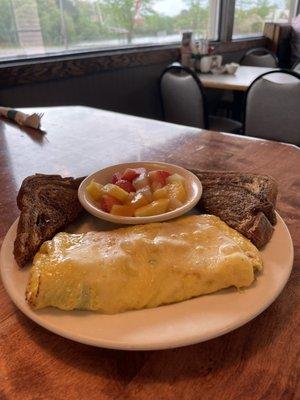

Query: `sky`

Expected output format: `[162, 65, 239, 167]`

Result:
[152, 0, 186, 16]
[152, 0, 288, 15]
[88, 0, 289, 15]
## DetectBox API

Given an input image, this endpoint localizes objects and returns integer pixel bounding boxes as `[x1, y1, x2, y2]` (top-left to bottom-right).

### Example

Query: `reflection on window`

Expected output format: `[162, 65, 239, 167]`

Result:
[233, 0, 296, 39]
[0, 0, 220, 61]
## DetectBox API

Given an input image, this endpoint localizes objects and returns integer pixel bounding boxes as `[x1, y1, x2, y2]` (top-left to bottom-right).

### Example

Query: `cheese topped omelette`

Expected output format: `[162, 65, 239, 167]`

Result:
[26, 215, 263, 314]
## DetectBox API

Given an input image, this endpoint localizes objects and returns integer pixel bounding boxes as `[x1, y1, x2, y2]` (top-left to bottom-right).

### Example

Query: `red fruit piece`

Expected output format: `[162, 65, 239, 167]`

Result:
[121, 168, 146, 182]
[111, 172, 122, 184]
[159, 170, 171, 180]
[149, 170, 171, 186]
[115, 179, 135, 193]
[100, 195, 121, 213]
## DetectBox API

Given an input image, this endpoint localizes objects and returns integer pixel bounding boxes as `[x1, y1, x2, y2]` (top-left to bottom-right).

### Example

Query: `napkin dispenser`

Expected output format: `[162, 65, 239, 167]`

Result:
[199, 55, 223, 73]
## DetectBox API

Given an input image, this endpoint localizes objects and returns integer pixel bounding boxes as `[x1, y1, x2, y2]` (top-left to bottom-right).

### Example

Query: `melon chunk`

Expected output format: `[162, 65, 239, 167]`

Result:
[134, 199, 170, 217]
[148, 170, 171, 191]
[133, 172, 150, 190]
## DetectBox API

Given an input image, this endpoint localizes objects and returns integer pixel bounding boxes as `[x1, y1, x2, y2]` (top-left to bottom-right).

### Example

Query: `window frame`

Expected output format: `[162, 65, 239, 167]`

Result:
[1, 0, 223, 63]
[219, 0, 235, 42]
[0, 0, 298, 71]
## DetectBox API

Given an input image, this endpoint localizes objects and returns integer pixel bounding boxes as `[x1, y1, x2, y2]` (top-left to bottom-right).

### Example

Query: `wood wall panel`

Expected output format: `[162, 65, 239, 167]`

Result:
[0, 47, 179, 89]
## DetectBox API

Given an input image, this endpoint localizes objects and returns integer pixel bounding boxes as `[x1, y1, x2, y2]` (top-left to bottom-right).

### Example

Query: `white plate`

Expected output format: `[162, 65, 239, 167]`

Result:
[0, 212, 293, 350]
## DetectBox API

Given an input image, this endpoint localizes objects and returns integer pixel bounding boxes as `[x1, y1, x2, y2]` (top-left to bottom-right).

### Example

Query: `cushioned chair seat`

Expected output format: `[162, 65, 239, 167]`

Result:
[240, 48, 278, 68]
[209, 116, 242, 133]
[245, 71, 300, 145]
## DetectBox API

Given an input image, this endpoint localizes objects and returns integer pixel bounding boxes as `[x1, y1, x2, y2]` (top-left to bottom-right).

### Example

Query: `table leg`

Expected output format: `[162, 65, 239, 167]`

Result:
[232, 91, 246, 122]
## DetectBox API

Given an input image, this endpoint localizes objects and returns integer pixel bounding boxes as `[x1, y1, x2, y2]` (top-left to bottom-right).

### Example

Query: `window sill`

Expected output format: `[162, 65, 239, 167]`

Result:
[0, 37, 268, 89]
[0, 43, 180, 67]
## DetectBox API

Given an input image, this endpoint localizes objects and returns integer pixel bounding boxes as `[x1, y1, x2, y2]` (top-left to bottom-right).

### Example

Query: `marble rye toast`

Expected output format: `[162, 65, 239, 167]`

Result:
[14, 174, 84, 268]
[190, 170, 278, 248]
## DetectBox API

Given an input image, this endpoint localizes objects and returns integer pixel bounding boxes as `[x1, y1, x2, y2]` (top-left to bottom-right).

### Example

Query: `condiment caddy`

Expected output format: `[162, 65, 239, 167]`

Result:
[180, 32, 239, 75]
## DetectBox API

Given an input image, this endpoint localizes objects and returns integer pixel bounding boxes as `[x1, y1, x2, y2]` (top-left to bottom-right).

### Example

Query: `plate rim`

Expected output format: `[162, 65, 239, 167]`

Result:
[0, 213, 294, 351]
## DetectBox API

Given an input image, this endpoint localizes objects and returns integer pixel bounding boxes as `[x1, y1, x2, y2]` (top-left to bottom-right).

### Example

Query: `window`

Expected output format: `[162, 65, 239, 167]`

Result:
[0, 0, 220, 61]
[233, 0, 297, 39]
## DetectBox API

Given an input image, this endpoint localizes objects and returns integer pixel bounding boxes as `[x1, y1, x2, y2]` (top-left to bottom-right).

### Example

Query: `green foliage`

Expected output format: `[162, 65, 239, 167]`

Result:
[71, 1, 99, 42]
[234, 0, 278, 36]
[100, 0, 154, 42]
[0, 0, 18, 46]
[141, 12, 174, 34]
[0, 0, 290, 51]
[176, 0, 209, 36]
[36, 0, 62, 45]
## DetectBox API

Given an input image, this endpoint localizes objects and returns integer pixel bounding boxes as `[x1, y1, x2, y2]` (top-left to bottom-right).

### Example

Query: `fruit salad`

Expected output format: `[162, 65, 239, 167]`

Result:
[86, 167, 187, 217]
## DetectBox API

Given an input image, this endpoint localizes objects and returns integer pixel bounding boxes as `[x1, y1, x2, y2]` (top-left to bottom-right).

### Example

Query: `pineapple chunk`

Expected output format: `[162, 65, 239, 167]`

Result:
[125, 192, 135, 204]
[110, 204, 134, 216]
[134, 199, 169, 217]
[168, 198, 183, 211]
[130, 192, 148, 210]
[86, 180, 103, 201]
[153, 186, 168, 200]
[166, 182, 186, 204]
[166, 173, 186, 186]
[102, 183, 129, 202]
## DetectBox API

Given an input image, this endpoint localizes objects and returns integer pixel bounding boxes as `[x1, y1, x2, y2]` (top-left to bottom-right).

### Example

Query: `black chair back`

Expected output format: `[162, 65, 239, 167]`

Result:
[244, 70, 300, 145]
[159, 63, 209, 129]
[240, 48, 278, 68]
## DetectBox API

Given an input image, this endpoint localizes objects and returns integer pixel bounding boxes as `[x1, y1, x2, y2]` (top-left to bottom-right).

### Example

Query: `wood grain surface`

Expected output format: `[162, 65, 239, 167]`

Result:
[0, 106, 299, 400]
[0, 46, 179, 89]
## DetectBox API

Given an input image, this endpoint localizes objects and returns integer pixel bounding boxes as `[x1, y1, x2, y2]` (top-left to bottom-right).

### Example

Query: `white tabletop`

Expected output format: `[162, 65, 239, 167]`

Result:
[198, 66, 277, 91]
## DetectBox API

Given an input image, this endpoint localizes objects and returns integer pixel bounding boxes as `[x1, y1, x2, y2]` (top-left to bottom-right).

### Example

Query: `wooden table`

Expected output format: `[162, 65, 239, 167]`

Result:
[199, 66, 276, 91]
[0, 106, 299, 400]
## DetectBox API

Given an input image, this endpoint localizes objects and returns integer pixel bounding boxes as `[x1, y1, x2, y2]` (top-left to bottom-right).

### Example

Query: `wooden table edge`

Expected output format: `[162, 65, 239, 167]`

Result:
[201, 81, 247, 91]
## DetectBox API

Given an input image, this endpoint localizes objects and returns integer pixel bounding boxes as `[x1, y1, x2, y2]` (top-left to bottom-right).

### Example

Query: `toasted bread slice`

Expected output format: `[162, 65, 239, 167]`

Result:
[190, 170, 278, 248]
[14, 174, 84, 268]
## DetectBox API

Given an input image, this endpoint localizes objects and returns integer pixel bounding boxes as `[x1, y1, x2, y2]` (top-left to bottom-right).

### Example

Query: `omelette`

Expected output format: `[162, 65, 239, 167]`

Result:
[26, 215, 263, 314]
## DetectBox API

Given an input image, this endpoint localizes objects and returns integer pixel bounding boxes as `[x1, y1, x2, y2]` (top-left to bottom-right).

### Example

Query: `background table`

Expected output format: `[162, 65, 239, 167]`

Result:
[199, 65, 276, 91]
[0, 106, 299, 400]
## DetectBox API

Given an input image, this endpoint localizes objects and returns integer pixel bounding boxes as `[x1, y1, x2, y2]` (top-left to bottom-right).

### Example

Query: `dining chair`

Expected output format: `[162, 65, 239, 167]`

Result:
[244, 70, 300, 145]
[219, 48, 278, 118]
[292, 59, 300, 73]
[240, 48, 278, 68]
[159, 63, 242, 134]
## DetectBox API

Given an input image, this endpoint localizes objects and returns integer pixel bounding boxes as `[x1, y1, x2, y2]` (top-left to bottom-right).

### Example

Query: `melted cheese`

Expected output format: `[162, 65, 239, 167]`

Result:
[26, 215, 263, 313]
